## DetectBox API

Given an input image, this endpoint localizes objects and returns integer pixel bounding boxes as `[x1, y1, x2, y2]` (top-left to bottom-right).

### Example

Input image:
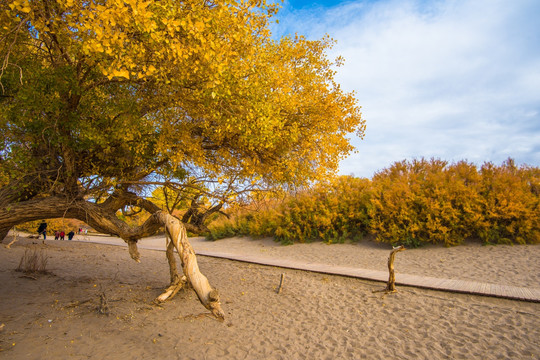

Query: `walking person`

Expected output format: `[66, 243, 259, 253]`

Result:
[37, 220, 47, 240]
[68, 230, 75, 241]
[60, 230, 65, 241]
[54, 230, 60, 240]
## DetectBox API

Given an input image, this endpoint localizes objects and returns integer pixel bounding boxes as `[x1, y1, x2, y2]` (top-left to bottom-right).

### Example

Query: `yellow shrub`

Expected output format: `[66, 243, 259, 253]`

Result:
[207, 158, 539, 246]
[476, 159, 539, 244]
[370, 159, 483, 247]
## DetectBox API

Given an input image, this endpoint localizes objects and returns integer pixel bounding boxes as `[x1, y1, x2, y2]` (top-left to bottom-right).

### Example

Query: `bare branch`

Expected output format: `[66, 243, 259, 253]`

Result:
[0, 16, 28, 92]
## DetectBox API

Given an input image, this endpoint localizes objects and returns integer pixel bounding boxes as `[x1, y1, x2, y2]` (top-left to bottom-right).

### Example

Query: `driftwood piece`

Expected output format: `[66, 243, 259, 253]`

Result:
[374, 245, 406, 294]
[5, 230, 18, 248]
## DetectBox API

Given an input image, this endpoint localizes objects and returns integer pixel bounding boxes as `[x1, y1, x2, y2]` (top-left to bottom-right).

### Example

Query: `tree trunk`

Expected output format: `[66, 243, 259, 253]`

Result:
[157, 212, 224, 319]
[154, 234, 188, 303]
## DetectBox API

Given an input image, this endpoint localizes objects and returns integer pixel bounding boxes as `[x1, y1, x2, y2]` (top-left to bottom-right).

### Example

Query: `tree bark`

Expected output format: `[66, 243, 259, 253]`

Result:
[182, 198, 224, 233]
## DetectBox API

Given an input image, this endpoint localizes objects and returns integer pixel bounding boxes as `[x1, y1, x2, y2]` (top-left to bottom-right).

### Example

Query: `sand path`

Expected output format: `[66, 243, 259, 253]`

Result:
[74, 234, 540, 298]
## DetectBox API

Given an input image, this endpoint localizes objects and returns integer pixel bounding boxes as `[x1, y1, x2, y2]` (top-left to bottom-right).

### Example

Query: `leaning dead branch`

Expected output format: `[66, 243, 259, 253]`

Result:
[373, 245, 406, 295]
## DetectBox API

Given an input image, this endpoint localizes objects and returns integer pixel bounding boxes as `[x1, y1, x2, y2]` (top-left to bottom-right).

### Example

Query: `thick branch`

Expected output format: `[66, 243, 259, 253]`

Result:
[0, 196, 162, 244]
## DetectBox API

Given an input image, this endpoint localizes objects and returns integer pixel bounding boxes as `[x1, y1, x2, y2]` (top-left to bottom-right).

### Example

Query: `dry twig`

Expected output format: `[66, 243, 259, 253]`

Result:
[276, 273, 285, 294]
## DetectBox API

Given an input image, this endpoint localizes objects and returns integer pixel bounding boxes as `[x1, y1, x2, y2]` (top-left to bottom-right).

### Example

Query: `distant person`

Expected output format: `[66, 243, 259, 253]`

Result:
[54, 230, 60, 240]
[37, 221, 47, 239]
[78, 227, 82, 234]
[60, 230, 65, 241]
[68, 230, 75, 241]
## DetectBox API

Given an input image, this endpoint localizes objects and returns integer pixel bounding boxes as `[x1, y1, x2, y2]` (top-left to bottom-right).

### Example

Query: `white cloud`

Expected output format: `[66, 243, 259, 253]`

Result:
[274, 0, 540, 177]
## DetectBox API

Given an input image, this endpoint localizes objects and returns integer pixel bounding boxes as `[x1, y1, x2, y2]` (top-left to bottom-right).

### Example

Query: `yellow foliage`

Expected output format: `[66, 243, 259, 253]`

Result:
[1, 0, 364, 193]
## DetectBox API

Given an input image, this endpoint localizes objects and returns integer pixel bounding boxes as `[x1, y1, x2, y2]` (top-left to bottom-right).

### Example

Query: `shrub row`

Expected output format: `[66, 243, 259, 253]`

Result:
[207, 158, 539, 246]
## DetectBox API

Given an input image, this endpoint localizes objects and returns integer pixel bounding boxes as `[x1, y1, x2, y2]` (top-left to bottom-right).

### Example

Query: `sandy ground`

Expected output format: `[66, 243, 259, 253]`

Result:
[0, 235, 539, 359]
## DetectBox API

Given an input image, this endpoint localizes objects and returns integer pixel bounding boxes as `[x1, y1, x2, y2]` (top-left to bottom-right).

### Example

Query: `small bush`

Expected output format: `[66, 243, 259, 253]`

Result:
[274, 176, 372, 244]
[370, 159, 483, 247]
[208, 205, 281, 241]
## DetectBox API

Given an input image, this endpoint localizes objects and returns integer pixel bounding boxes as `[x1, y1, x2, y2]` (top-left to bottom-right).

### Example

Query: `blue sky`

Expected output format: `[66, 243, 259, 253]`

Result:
[272, 0, 540, 178]
[284, 0, 349, 9]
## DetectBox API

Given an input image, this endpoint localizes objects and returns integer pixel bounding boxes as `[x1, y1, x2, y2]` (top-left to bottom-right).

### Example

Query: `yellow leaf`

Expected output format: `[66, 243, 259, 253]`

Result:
[194, 21, 205, 32]
[112, 69, 130, 79]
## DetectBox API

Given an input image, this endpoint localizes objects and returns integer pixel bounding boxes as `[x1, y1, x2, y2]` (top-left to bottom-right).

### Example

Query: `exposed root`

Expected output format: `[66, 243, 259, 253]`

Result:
[179, 313, 219, 321]
[19, 274, 37, 280]
[372, 288, 398, 299]
[155, 275, 188, 303]
[65, 299, 92, 309]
